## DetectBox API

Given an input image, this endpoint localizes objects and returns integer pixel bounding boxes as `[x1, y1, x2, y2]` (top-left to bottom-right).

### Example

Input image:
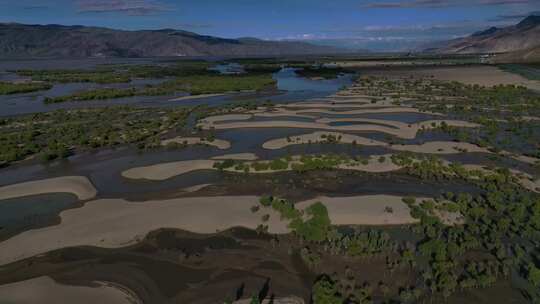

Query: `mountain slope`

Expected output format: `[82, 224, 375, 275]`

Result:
[492, 45, 540, 63]
[0, 23, 344, 58]
[425, 16, 540, 54]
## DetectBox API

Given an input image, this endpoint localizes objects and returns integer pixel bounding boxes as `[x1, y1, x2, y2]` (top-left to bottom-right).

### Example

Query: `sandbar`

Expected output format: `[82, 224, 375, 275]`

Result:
[362, 66, 540, 91]
[122, 160, 217, 180]
[0, 194, 442, 265]
[121, 154, 404, 181]
[262, 131, 387, 149]
[297, 195, 418, 226]
[198, 119, 478, 139]
[0, 176, 97, 201]
[0, 276, 140, 304]
[0, 196, 290, 265]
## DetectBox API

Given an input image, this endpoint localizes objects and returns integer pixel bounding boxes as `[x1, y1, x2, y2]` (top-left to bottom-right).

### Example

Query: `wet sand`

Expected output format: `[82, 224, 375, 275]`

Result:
[0, 176, 97, 201]
[198, 119, 478, 140]
[0, 276, 140, 304]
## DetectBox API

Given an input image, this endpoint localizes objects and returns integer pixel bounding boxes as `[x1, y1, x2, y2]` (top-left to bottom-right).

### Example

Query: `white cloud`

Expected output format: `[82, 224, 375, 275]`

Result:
[77, 0, 169, 16]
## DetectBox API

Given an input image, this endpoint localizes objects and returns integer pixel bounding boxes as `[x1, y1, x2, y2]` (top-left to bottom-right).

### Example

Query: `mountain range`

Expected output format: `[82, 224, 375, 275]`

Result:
[0, 23, 344, 58]
[2, 17, 540, 60]
[425, 15, 540, 56]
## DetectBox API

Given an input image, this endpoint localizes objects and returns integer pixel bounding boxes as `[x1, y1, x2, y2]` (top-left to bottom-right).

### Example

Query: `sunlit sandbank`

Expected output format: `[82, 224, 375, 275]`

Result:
[0, 276, 139, 304]
[0, 194, 448, 266]
[0, 176, 97, 201]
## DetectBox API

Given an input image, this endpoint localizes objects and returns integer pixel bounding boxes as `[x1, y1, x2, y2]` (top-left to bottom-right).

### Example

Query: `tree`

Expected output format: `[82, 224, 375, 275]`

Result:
[527, 263, 540, 287]
[312, 275, 343, 304]
[295, 202, 331, 242]
[249, 295, 261, 304]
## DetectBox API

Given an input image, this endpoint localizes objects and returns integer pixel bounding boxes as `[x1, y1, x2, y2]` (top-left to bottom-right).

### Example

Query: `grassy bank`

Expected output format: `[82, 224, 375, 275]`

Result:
[14, 60, 213, 84]
[0, 81, 52, 95]
[498, 64, 540, 81]
[44, 73, 276, 103]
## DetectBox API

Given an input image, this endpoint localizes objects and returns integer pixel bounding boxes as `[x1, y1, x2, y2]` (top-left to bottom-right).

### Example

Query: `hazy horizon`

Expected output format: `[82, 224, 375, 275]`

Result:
[1, 0, 539, 51]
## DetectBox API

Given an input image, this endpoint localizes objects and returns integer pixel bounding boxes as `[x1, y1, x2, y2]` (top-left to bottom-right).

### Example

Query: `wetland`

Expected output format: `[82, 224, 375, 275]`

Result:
[0, 56, 539, 304]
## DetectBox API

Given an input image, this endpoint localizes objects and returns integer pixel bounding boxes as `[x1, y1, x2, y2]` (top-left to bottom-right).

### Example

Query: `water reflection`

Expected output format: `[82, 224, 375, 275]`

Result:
[274, 68, 351, 92]
[0, 64, 354, 116]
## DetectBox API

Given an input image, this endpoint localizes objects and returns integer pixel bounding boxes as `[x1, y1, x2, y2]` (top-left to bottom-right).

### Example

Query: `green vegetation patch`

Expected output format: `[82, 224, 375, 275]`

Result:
[15, 69, 131, 84]
[0, 81, 52, 95]
[0, 106, 189, 166]
[499, 64, 540, 81]
[15, 61, 214, 84]
[258, 196, 331, 242]
[44, 73, 276, 103]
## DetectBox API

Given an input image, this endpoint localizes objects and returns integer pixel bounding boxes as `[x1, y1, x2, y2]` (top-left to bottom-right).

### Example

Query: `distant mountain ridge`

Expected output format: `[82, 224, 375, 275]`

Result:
[424, 15, 540, 55]
[0, 23, 345, 58]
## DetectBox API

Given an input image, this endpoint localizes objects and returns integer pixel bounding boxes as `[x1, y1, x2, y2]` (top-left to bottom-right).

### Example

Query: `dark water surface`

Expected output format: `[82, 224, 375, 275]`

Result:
[0, 59, 354, 117]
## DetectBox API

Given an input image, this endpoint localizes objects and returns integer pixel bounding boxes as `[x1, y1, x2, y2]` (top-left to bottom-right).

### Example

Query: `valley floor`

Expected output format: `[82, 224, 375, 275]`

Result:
[0, 61, 539, 303]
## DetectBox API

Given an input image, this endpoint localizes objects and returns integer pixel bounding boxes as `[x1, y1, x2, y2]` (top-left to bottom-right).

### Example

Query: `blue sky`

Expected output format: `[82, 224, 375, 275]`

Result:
[1, 0, 539, 50]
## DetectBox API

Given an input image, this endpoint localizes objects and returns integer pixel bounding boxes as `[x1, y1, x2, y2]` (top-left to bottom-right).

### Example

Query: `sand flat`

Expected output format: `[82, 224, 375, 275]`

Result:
[297, 195, 419, 226]
[0, 196, 290, 265]
[0, 176, 97, 201]
[282, 102, 396, 109]
[262, 132, 489, 155]
[294, 107, 442, 116]
[253, 112, 315, 119]
[262, 131, 387, 149]
[199, 118, 478, 139]
[198, 120, 417, 138]
[317, 117, 479, 130]
[0, 194, 442, 265]
[122, 159, 217, 180]
[363, 65, 540, 90]
[0, 276, 140, 304]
